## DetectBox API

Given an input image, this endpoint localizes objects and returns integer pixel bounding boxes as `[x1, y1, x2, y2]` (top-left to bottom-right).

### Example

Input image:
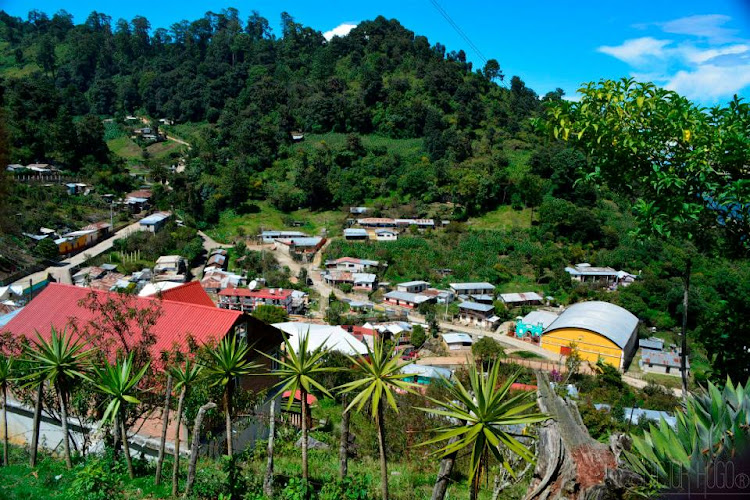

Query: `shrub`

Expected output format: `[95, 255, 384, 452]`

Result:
[319, 476, 370, 500]
[66, 459, 123, 500]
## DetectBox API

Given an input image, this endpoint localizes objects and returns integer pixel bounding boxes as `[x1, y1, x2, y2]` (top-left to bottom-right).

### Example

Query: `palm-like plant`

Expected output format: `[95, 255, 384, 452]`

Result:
[168, 359, 202, 497]
[202, 335, 261, 457]
[89, 353, 149, 479]
[27, 327, 94, 469]
[0, 355, 14, 466]
[418, 362, 548, 500]
[260, 332, 335, 481]
[338, 338, 416, 500]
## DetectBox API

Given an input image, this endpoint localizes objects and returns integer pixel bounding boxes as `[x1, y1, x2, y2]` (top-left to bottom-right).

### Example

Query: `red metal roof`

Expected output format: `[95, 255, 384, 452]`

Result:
[282, 390, 317, 405]
[159, 281, 217, 308]
[1, 283, 242, 365]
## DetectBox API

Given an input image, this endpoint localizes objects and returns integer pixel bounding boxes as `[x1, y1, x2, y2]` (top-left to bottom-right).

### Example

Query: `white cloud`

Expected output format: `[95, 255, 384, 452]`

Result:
[597, 14, 750, 102]
[323, 22, 357, 41]
[598, 37, 672, 66]
[661, 14, 737, 42]
[666, 64, 750, 100]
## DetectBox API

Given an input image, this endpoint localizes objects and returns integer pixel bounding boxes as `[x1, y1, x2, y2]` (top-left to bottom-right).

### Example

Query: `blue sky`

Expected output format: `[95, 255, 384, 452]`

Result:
[4, 0, 750, 104]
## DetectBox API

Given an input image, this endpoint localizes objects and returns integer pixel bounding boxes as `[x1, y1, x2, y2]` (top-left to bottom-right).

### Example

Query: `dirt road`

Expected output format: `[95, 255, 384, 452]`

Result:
[12, 221, 143, 288]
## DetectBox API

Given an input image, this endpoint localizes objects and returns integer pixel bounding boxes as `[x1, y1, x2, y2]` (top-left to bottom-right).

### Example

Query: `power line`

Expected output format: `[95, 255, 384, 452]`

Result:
[427, 0, 486, 64]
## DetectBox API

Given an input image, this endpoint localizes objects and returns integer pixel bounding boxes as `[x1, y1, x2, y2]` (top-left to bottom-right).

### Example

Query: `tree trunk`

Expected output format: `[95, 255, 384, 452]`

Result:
[172, 387, 187, 497]
[57, 384, 72, 469]
[681, 260, 691, 401]
[263, 398, 276, 497]
[339, 406, 350, 481]
[301, 388, 309, 481]
[154, 374, 172, 486]
[184, 402, 217, 499]
[470, 472, 480, 500]
[377, 403, 389, 500]
[30, 382, 43, 467]
[2, 384, 8, 467]
[120, 410, 135, 479]
[430, 439, 459, 500]
[224, 384, 233, 457]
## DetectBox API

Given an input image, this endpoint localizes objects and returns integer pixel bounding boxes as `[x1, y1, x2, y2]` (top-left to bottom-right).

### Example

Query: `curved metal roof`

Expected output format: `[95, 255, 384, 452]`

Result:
[544, 301, 638, 349]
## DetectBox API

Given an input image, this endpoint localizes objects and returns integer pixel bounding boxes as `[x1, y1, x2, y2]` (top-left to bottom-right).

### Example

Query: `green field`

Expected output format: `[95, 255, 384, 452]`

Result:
[146, 139, 186, 159]
[468, 205, 535, 230]
[106, 135, 142, 159]
[294, 132, 424, 158]
[206, 201, 347, 243]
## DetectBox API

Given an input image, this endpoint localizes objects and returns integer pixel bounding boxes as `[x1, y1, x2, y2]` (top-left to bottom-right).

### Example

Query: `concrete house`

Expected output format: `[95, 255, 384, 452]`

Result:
[640, 348, 689, 377]
[344, 228, 369, 241]
[154, 255, 187, 282]
[441, 332, 474, 351]
[139, 212, 171, 233]
[397, 281, 430, 293]
[500, 292, 543, 307]
[218, 288, 294, 314]
[384, 290, 435, 309]
[450, 282, 495, 296]
[324, 257, 380, 272]
[458, 301, 499, 329]
[374, 229, 398, 241]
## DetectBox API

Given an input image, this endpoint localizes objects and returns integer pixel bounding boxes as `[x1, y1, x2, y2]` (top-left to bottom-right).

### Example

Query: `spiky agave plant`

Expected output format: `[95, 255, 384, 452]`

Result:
[624, 378, 750, 493]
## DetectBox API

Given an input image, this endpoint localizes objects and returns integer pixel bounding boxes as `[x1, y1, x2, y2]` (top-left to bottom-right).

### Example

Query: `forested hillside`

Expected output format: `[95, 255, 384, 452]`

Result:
[0, 9, 548, 223]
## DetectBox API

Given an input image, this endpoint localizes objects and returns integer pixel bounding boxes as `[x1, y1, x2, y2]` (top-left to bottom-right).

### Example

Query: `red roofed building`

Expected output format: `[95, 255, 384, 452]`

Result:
[218, 287, 293, 313]
[158, 281, 216, 308]
[1, 284, 282, 383]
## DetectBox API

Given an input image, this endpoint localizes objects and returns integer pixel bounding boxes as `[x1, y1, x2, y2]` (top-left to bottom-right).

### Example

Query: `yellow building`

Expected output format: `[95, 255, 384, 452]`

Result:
[540, 301, 639, 371]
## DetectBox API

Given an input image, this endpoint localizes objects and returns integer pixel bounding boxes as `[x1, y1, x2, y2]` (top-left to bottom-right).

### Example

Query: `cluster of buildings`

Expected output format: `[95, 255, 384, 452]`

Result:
[342, 216, 448, 241]
[259, 231, 326, 259]
[322, 257, 381, 291]
[24, 222, 113, 256]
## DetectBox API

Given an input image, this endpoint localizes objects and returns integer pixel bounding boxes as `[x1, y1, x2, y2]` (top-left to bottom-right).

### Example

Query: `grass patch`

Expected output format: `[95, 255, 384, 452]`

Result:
[206, 201, 347, 243]
[161, 122, 211, 144]
[146, 139, 186, 159]
[107, 136, 142, 160]
[511, 350, 545, 359]
[294, 132, 424, 158]
[468, 205, 535, 230]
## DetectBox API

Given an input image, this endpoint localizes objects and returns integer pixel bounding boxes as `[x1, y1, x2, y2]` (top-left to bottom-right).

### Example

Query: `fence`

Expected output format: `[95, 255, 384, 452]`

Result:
[507, 356, 596, 375]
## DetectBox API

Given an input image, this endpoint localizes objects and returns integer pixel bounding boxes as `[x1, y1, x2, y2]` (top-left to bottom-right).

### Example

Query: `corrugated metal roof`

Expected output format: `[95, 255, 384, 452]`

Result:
[384, 291, 433, 304]
[521, 310, 559, 328]
[401, 364, 452, 379]
[641, 348, 687, 368]
[1, 283, 242, 365]
[544, 301, 638, 349]
[140, 212, 171, 225]
[639, 337, 664, 350]
[458, 301, 494, 312]
[442, 332, 473, 344]
[344, 228, 368, 236]
[272, 322, 368, 355]
[451, 282, 495, 291]
[398, 280, 430, 287]
[500, 292, 542, 303]
[159, 282, 216, 307]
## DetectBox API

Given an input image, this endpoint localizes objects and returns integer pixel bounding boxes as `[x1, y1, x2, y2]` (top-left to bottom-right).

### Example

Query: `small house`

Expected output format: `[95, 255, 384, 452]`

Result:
[154, 255, 187, 282]
[260, 230, 307, 243]
[458, 302, 498, 329]
[564, 264, 635, 288]
[374, 229, 398, 241]
[139, 212, 171, 233]
[324, 257, 379, 272]
[82, 222, 112, 240]
[499, 292, 543, 307]
[400, 364, 452, 385]
[640, 349, 688, 377]
[639, 337, 665, 351]
[275, 237, 325, 254]
[450, 282, 495, 296]
[349, 207, 369, 214]
[219, 288, 294, 313]
[352, 273, 377, 291]
[441, 332, 474, 351]
[383, 291, 435, 309]
[344, 228, 368, 241]
[397, 281, 430, 294]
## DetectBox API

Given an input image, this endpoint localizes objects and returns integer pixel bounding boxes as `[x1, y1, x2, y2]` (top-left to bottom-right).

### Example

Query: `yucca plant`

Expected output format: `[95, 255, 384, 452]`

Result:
[202, 335, 261, 457]
[88, 353, 149, 479]
[27, 327, 94, 469]
[624, 377, 750, 493]
[337, 338, 416, 500]
[260, 332, 335, 482]
[418, 361, 548, 500]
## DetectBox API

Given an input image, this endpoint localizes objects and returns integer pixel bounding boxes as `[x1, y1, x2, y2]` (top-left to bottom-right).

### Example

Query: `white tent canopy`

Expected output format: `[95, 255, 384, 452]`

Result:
[272, 322, 368, 356]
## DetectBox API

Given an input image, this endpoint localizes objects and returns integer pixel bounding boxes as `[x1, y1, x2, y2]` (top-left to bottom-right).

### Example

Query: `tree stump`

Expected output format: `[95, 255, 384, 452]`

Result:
[524, 372, 642, 500]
